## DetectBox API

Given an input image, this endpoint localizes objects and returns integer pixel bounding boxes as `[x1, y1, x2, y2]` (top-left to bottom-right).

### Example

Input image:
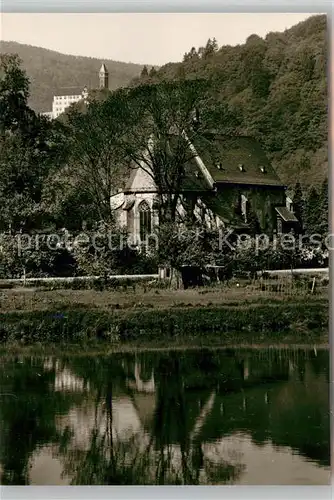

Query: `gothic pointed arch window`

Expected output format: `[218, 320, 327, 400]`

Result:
[138, 200, 152, 241]
[241, 194, 249, 223]
[235, 193, 248, 222]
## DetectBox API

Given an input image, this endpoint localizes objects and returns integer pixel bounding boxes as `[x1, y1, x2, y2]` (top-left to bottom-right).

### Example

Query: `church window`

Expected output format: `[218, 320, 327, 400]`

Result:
[139, 200, 152, 241]
[277, 217, 283, 234]
[239, 194, 248, 222]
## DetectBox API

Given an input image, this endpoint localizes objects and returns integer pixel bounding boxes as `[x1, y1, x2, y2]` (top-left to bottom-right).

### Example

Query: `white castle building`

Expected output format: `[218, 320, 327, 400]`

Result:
[41, 63, 109, 119]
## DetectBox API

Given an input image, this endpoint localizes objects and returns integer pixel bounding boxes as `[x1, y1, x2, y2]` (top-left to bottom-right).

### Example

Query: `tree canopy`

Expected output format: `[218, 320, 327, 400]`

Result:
[148, 15, 327, 189]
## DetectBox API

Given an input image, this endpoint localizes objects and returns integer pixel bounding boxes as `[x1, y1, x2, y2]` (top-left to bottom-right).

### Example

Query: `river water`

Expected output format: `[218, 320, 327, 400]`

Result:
[0, 347, 330, 485]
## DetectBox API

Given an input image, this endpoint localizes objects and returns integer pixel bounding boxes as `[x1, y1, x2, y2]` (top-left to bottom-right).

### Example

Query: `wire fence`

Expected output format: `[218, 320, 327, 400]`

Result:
[243, 275, 327, 297]
[201, 266, 329, 297]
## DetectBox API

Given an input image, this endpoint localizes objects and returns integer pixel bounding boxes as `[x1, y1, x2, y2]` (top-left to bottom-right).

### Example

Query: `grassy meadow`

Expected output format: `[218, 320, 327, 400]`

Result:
[0, 278, 329, 353]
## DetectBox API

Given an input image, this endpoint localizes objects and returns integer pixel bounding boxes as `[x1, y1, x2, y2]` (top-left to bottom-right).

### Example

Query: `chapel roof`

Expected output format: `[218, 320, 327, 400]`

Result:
[123, 132, 285, 194]
[190, 133, 285, 188]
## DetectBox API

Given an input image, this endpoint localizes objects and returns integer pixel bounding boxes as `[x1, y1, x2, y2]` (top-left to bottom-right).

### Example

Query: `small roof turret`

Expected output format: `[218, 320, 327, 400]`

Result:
[99, 63, 108, 74]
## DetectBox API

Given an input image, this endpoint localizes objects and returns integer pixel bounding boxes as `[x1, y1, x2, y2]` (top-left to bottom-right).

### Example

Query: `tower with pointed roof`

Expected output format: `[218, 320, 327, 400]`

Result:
[99, 63, 109, 89]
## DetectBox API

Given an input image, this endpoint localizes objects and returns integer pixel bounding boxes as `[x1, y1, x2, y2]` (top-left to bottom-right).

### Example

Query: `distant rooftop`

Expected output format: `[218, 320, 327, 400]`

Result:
[53, 86, 85, 97]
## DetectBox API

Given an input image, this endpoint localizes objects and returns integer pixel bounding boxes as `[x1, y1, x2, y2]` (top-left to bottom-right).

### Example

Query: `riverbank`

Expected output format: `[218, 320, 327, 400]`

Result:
[0, 341, 329, 359]
[0, 286, 328, 352]
[0, 281, 328, 311]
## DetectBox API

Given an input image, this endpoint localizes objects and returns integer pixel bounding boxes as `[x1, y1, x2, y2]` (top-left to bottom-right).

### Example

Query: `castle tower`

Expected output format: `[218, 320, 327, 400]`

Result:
[99, 63, 109, 89]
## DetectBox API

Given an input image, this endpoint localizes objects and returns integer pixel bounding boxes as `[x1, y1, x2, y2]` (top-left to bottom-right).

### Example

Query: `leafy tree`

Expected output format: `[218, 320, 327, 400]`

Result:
[156, 223, 218, 272]
[304, 186, 321, 235]
[39, 166, 98, 230]
[203, 38, 219, 58]
[293, 182, 305, 233]
[0, 53, 33, 134]
[0, 54, 68, 231]
[141, 65, 149, 78]
[176, 65, 186, 80]
[109, 79, 220, 226]
[318, 177, 328, 236]
[156, 15, 327, 189]
[0, 229, 77, 279]
[66, 97, 131, 224]
[70, 221, 156, 276]
[241, 35, 271, 98]
[183, 47, 199, 62]
[149, 66, 158, 78]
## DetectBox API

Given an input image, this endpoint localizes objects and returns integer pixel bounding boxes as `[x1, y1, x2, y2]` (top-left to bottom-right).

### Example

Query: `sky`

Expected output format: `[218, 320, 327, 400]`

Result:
[0, 13, 315, 66]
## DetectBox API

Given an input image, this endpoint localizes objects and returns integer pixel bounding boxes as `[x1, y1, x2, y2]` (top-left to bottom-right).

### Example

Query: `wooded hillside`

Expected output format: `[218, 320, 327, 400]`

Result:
[0, 41, 146, 112]
[1, 14, 327, 189]
[137, 15, 327, 188]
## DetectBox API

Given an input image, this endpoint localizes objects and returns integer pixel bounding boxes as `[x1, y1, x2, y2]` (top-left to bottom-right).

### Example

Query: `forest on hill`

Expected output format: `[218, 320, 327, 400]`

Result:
[0, 41, 146, 112]
[0, 32, 328, 280]
[1, 14, 327, 188]
[136, 14, 327, 188]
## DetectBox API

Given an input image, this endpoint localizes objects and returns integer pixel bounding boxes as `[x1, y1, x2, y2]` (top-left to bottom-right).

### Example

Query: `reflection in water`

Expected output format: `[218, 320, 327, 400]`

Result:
[0, 348, 330, 485]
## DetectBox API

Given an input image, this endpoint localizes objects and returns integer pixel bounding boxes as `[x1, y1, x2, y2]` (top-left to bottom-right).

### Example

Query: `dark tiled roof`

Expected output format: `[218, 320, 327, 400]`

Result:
[54, 87, 84, 97]
[181, 162, 211, 192]
[275, 207, 299, 222]
[200, 191, 247, 227]
[191, 133, 284, 188]
[124, 161, 210, 193]
[123, 133, 284, 194]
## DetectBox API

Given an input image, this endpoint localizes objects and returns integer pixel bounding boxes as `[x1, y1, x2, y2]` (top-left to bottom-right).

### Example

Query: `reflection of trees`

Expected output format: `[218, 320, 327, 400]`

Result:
[57, 355, 155, 484]
[58, 351, 245, 485]
[0, 357, 76, 485]
[152, 354, 195, 484]
[152, 351, 241, 484]
[269, 354, 330, 466]
[196, 349, 330, 467]
[57, 348, 329, 484]
[61, 427, 154, 484]
[1, 348, 328, 485]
